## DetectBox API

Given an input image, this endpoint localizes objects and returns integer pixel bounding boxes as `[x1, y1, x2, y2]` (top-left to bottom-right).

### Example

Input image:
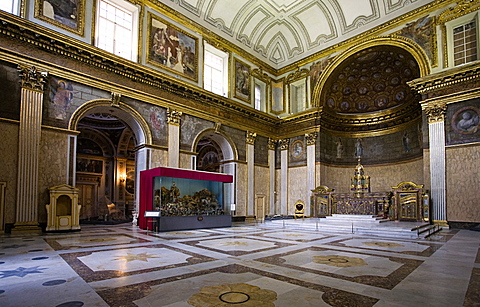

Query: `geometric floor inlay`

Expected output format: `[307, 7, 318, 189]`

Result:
[78, 247, 191, 272]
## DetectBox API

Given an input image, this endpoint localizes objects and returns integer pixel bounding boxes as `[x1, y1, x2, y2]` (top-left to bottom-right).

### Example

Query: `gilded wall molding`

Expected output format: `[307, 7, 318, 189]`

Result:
[167, 108, 183, 126]
[246, 131, 257, 145]
[423, 102, 447, 124]
[18, 65, 47, 92]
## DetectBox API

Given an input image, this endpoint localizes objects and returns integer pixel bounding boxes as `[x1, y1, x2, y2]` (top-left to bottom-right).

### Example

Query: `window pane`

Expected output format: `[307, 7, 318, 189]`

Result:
[453, 19, 478, 66]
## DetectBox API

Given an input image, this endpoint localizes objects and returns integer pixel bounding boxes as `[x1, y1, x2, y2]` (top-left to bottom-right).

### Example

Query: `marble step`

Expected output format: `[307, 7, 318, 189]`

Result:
[323, 214, 391, 223]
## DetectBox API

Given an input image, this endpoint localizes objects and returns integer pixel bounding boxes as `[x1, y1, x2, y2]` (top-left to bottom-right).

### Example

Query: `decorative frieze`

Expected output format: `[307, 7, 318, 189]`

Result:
[278, 138, 290, 150]
[246, 131, 257, 145]
[305, 132, 318, 146]
[167, 108, 182, 126]
[423, 103, 447, 124]
[18, 65, 47, 92]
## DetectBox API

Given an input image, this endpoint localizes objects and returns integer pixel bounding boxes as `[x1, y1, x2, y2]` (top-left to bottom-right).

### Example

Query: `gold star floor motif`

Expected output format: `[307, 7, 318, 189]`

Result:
[114, 252, 159, 262]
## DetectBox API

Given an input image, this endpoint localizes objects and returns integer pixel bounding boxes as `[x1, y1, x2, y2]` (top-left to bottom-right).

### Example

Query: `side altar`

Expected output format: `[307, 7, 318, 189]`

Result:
[311, 159, 429, 222]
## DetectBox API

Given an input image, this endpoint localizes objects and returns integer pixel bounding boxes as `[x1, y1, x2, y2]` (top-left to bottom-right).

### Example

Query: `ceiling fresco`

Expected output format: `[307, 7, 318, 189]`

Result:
[158, 0, 437, 68]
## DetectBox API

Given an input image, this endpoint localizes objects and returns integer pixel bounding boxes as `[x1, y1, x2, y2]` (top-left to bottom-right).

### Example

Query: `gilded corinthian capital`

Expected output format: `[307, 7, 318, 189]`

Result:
[18, 65, 47, 91]
[167, 108, 182, 125]
[305, 132, 318, 146]
[246, 131, 257, 145]
[278, 138, 290, 150]
[268, 138, 277, 150]
[423, 103, 447, 124]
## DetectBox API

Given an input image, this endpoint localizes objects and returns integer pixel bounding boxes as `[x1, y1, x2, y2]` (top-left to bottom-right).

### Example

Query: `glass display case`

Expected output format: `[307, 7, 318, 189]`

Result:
[139, 167, 233, 231]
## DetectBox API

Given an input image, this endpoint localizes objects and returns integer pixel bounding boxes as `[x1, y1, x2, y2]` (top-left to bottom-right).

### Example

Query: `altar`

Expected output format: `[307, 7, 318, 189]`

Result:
[310, 159, 426, 221]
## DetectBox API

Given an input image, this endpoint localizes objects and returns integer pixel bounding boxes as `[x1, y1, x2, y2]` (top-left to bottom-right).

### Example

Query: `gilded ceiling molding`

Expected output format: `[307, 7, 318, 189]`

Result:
[267, 138, 277, 150]
[278, 138, 290, 150]
[437, 0, 480, 68]
[68, 99, 153, 144]
[167, 108, 183, 126]
[305, 132, 317, 146]
[311, 35, 430, 108]
[18, 65, 47, 92]
[423, 102, 447, 124]
[277, 0, 454, 75]
[246, 131, 257, 145]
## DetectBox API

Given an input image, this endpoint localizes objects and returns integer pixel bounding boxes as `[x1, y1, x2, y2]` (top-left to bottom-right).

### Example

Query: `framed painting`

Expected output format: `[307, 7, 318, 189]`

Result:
[234, 58, 251, 102]
[34, 0, 85, 36]
[147, 13, 198, 81]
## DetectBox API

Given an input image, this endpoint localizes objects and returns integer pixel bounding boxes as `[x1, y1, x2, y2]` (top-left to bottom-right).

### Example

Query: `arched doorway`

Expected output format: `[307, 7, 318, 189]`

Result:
[69, 100, 152, 222]
[193, 129, 237, 213]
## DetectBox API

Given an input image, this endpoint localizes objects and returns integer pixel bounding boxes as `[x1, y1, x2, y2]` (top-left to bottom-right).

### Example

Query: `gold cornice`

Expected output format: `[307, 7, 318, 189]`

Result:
[408, 61, 480, 94]
[0, 18, 280, 137]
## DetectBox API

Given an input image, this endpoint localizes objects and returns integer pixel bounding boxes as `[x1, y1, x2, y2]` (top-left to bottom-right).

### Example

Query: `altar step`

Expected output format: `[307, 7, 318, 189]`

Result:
[263, 215, 440, 239]
[324, 214, 391, 223]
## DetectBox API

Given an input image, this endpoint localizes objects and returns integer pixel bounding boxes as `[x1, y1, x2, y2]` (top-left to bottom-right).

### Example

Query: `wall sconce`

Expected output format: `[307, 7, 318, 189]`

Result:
[119, 175, 126, 183]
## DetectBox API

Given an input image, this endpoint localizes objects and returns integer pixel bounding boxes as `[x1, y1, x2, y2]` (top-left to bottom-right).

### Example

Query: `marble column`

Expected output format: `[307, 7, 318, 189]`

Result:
[424, 103, 448, 226]
[268, 138, 277, 215]
[13, 65, 47, 233]
[246, 131, 256, 217]
[167, 108, 182, 168]
[278, 138, 289, 215]
[305, 132, 317, 216]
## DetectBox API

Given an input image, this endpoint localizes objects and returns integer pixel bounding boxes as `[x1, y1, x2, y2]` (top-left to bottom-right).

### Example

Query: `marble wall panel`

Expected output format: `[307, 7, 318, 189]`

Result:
[38, 129, 69, 223]
[0, 121, 18, 224]
[288, 166, 308, 215]
[0, 62, 21, 120]
[254, 165, 270, 212]
[446, 145, 480, 223]
[179, 153, 193, 169]
[254, 135, 269, 166]
[236, 163, 247, 216]
[150, 148, 167, 169]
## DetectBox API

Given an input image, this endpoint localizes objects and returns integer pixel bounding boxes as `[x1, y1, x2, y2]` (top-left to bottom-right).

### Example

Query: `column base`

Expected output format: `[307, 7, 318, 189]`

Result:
[433, 220, 449, 227]
[11, 222, 43, 235]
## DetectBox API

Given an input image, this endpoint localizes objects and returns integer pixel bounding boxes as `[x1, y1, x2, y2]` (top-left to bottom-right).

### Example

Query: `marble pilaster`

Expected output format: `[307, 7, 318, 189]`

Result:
[13, 65, 47, 233]
[424, 103, 447, 226]
[246, 131, 256, 217]
[278, 138, 289, 215]
[167, 108, 182, 168]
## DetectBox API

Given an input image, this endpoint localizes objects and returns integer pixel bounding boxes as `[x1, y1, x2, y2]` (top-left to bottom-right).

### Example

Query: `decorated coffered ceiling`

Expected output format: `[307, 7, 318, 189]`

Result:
[159, 0, 437, 69]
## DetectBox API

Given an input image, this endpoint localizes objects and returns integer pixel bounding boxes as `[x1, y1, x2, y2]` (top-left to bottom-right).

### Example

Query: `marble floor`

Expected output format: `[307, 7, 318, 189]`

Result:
[0, 220, 479, 307]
